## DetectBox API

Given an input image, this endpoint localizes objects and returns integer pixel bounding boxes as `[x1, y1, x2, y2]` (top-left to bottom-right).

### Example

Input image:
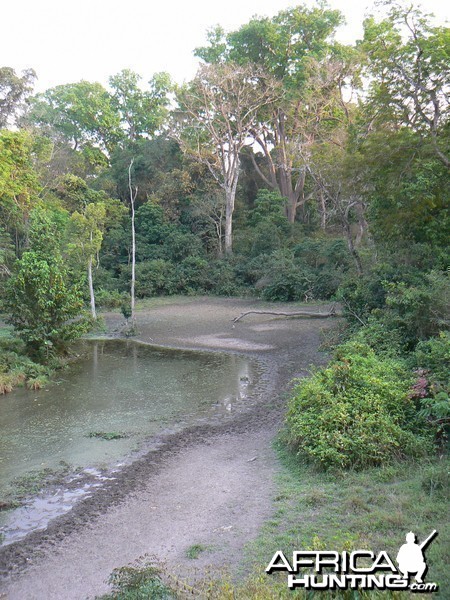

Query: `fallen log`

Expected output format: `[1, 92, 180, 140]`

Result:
[233, 305, 338, 323]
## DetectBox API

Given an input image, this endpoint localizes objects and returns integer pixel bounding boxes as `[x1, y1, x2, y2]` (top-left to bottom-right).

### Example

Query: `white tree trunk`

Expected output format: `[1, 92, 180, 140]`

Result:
[130, 187, 136, 323]
[128, 159, 137, 327]
[224, 158, 239, 255]
[224, 192, 233, 255]
[88, 256, 97, 320]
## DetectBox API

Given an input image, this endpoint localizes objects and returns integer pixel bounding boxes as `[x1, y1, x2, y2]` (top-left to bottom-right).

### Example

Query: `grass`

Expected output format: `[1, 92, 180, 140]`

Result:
[237, 442, 449, 597]
[186, 543, 208, 560]
[87, 431, 130, 440]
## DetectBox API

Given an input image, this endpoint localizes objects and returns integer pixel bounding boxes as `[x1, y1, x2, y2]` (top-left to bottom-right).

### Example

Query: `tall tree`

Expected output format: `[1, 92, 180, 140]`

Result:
[0, 130, 41, 253]
[173, 63, 280, 254]
[68, 202, 106, 320]
[27, 81, 121, 158]
[0, 66, 36, 128]
[109, 70, 172, 142]
[361, 2, 450, 168]
[5, 208, 88, 359]
[195, 4, 355, 223]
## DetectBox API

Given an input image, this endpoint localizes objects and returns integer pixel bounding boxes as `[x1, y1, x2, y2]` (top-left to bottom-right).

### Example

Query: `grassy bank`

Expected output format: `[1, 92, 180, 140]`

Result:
[0, 324, 52, 394]
[238, 444, 449, 597]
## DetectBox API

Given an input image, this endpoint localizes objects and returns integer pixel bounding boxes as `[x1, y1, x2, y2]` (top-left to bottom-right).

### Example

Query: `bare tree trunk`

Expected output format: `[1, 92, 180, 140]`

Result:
[224, 160, 239, 255]
[319, 189, 327, 231]
[354, 203, 367, 247]
[128, 160, 138, 327]
[131, 195, 136, 322]
[224, 190, 233, 255]
[342, 214, 363, 275]
[216, 217, 223, 257]
[88, 256, 97, 320]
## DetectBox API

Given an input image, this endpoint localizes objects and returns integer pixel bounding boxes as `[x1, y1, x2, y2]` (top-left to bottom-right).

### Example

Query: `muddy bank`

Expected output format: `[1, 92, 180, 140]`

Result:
[0, 297, 336, 599]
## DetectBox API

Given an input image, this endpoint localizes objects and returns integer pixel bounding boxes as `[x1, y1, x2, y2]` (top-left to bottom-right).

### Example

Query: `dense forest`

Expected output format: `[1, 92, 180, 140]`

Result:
[1, 0, 448, 465]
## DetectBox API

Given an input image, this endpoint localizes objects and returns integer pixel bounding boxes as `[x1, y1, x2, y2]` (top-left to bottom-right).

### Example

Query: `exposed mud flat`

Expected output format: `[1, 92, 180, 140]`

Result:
[0, 297, 336, 599]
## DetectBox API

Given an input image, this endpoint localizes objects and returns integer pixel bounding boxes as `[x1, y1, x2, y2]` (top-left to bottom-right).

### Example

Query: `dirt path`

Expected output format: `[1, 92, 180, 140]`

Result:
[0, 297, 336, 599]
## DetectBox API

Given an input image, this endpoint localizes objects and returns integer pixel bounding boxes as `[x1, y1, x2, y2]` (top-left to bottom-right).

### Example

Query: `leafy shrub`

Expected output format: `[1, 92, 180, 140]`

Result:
[248, 189, 288, 229]
[249, 221, 284, 257]
[175, 256, 209, 293]
[206, 259, 244, 296]
[133, 260, 177, 297]
[99, 558, 175, 600]
[95, 288, 127, 309]
[255, 242, 350, 302]
[340, 269, 449, 350]
[407, 336, 450, 448]
[412, 332, 450, 386]
[0, 336, 50, 393]
[285, 341, 431, 470]
[163, 230, 203, 262]
[381, 275, 448, 348]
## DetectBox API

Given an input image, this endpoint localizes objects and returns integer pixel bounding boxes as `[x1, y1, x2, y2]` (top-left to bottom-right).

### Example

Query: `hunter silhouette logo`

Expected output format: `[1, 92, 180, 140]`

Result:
[266, 530, 439, 592]
[396, 530, 437, 584]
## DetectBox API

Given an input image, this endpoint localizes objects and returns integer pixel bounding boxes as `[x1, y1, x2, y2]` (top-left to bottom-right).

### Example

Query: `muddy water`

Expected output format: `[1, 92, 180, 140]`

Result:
[0, 340, 260, 527]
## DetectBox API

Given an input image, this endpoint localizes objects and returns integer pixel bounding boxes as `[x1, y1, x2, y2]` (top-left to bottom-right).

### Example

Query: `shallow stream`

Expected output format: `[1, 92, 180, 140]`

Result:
[0, 339, 262, 544]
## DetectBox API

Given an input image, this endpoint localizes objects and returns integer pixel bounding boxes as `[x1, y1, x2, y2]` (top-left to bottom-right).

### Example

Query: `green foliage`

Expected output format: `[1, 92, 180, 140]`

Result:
[380, 274, 449, 348]
[133, 260, 177, 297]
[27, 81, 121, 155]
[0, 130, 41, 242]
[418, 393, 450, 425]
[421, 462, 449, 499]
[206, 259, 244, 296]
[285, 341, 431, 470]
[175, 256, 209, 294]
[247, 189, 288, 229]
[339, 267, 449, 349]
[195, 4, 344, 88]
[120, 302, 132, 321]
[0, 66, 36, 128]
[367, 152, 450, 249]
[98, 559, 175, 600]
[134, 202, 202, 263]
[185, 543, 207, 559]
[361, 4, 449, 168]
[109, 69, 172, 142]
[412, 332, 450, 385]
[87, 431, 129, 440]
[4, 209, 90, 360]
[0, 225, 15, 281]
[253, 240, 352, 302]
[95, 289, 127, 309]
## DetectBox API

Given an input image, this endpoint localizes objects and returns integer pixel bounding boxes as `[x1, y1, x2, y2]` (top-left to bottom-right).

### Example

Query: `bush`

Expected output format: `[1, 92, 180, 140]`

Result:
[0, 335, 51, 393]
[206, 259, 244, 296]
[339, 269, 449, 350]
[412, 332, 450, 387]
[98, 559, 175, 600]
[95, 288, 127, 309]
[175, 256, 209, 294]
[285, 341, 432, 470]
[408, 335, 450, 448]
[132, 260, 177, 297]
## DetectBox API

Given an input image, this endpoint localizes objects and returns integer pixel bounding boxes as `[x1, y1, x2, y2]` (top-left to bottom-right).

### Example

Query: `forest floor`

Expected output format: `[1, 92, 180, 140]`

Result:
[0, 297, 336, 600]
